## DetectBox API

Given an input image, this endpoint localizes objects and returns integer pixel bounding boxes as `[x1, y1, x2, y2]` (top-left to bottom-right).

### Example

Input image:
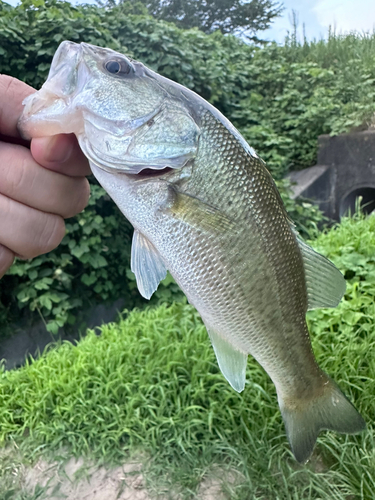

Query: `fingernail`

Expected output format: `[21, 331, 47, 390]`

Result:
[34, 135, 74, 164]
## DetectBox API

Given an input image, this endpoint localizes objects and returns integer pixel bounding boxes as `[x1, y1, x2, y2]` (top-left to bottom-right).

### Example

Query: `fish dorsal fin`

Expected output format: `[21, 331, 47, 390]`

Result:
[131, 230, 167, 300]
[207, 328, 247, 393]
[296, 236, 346, 310]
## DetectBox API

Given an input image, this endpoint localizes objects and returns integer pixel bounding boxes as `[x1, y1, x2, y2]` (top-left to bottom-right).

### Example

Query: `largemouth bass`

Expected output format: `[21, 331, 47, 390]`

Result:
[19, 41, 365, 463]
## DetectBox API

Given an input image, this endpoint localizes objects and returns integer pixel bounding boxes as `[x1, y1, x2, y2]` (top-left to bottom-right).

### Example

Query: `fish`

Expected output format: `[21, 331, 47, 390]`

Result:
[18, 41, 366, 463]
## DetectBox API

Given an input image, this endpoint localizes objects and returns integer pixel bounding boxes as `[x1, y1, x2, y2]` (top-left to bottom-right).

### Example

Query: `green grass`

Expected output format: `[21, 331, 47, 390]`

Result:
[0, 443, 47, 500]
[1, 215, 375, 498]
[283, 29, 375, 70]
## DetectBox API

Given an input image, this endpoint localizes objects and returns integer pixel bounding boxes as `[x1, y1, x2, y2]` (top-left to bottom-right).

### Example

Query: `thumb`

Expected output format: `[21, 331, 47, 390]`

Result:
[31, 134, 91, 177]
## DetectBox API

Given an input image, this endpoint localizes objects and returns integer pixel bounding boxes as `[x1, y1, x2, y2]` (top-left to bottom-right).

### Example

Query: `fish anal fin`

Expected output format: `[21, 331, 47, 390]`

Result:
[207, 327, 247, 393]
[279, 375, 366, 464]
[131, 230, 167, 299]
[296, 236, 346, 310]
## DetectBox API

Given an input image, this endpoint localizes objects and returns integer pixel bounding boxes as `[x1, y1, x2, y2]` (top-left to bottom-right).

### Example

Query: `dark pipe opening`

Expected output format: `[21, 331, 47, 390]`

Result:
[339, 187, 375, 217]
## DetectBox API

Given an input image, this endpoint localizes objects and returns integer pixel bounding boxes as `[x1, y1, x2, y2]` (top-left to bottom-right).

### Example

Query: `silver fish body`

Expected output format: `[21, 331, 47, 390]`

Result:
[19, 41, 365, 463]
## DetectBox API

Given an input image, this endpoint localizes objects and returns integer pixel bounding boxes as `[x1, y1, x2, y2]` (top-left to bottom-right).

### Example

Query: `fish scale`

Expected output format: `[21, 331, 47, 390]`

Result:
[175, 110, 315, 385]
[19, 40, 366, 463]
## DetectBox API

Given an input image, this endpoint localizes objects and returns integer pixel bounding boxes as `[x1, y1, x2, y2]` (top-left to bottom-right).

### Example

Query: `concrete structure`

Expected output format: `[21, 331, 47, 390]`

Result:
[288, 131, 375, 220]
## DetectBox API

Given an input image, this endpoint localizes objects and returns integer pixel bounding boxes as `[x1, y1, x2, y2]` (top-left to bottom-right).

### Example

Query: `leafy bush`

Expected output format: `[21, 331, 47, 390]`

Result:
[277, 178, 327, 239]
[236, 36, 375, 176]
[1, 215, 375, 497]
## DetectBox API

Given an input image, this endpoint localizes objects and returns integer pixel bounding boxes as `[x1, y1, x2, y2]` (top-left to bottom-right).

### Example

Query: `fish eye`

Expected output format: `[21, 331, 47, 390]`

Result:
[104, 58, 133, 76]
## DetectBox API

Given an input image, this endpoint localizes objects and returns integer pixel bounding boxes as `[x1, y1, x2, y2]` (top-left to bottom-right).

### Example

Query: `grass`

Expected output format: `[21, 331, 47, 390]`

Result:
[0, 443, 48, 500]
[1, 215, 375, 498]
[285, 29, 375, 70]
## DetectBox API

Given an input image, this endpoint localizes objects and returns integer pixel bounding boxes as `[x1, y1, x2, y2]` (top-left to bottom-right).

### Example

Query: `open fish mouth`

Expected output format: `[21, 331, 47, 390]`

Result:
[133, 167, 173, 177]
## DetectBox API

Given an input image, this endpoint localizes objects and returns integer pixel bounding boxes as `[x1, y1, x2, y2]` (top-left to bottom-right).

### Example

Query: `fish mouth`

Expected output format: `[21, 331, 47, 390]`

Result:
[39, 41, 84, 100]
[19, 41, 87, 139]
[91, 160, 174, 179]
[131, 167, 173, 178]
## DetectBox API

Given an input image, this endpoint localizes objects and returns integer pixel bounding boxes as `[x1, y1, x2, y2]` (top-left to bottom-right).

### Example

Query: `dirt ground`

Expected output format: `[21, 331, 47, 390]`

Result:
[25, 457, 150, 500]
[23, 456, 234, 500]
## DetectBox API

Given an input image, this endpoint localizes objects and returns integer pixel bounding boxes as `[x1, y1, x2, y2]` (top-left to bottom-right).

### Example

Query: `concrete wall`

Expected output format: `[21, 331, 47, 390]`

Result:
[288, 130, 375, 220]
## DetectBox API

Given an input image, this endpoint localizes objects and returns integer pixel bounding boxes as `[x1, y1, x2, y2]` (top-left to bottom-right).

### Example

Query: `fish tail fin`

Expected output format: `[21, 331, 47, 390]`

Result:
[278, 375, 366, 464]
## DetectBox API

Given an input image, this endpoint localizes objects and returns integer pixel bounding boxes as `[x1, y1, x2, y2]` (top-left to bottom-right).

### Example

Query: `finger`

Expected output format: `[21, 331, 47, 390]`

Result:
[0, 75, 35, 138]
[31, 134, 92, 177]
[0, 244, 15, 279]
[0, 193, 66, 259]
[0, 143, 90, 218]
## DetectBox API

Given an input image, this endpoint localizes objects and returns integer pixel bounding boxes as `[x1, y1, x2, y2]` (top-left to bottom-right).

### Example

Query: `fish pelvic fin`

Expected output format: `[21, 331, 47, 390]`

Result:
[278, 375, 366, 464]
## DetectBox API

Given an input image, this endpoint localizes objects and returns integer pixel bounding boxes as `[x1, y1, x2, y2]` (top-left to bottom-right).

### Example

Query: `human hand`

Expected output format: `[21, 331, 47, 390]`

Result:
[0, 75, 91, 279]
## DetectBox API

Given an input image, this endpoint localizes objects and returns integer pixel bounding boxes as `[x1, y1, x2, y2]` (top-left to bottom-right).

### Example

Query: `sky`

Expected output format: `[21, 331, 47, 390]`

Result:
[4, 0, 375, 43]
[263, 0, 375, 43]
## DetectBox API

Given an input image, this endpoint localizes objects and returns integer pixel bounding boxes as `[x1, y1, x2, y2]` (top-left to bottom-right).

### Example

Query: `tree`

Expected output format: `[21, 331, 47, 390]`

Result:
[113, 0, 284, 41]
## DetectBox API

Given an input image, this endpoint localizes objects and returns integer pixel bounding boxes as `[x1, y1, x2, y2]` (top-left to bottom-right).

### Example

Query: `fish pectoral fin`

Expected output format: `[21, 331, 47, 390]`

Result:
[207, 327, 247, 393]
[166, 188, 235, 233]
[131, 230, 167, 300]
[296, 236, 346, 310]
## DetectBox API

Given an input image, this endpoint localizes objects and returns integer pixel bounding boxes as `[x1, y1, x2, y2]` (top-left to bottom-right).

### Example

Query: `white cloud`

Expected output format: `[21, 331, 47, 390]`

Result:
[313, 0, 375, 33]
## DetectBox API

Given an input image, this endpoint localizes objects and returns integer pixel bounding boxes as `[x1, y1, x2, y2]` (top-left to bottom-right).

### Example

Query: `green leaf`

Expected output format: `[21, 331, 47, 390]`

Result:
[39, 295, 52, 311]
[81, 273, 97, 286]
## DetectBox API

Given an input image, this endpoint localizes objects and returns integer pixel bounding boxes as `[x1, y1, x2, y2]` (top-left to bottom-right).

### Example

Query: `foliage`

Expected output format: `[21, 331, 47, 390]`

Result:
[236, 34, 375, 177]
[277, 178, 327, 239]
[0, 0, 121, 87]
[1, 215, 375, 497]
[108, 0, 283, 40]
